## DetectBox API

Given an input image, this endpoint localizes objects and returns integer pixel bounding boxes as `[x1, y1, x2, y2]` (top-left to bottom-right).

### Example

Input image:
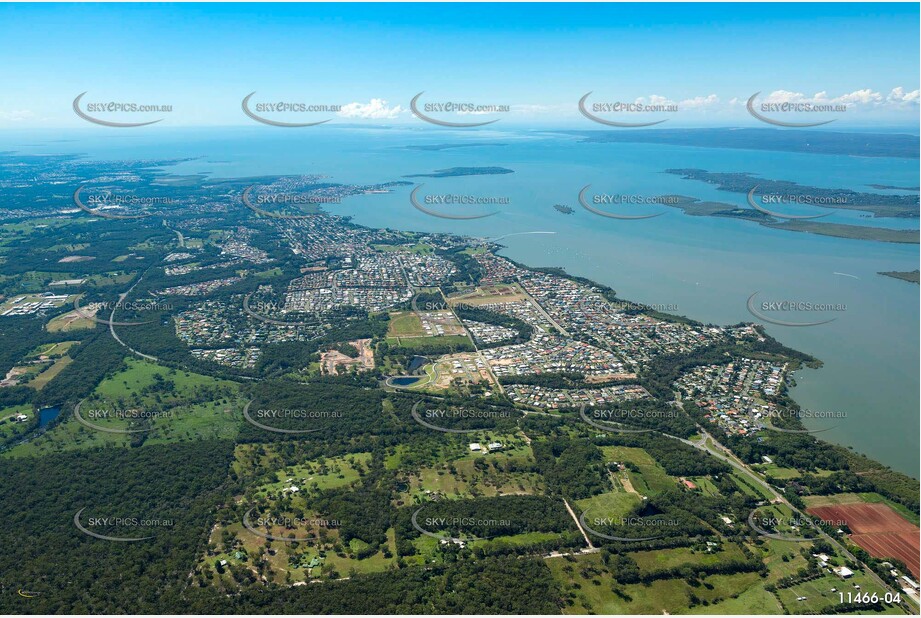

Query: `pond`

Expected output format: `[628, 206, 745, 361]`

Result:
[38, 406, 61, 428]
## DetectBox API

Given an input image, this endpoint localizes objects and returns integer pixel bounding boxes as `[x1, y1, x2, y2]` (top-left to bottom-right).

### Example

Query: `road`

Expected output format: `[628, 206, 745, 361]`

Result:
[674, 425, 906, 604]
[563, 497, 595, 550]
[108, 271, 158, 362]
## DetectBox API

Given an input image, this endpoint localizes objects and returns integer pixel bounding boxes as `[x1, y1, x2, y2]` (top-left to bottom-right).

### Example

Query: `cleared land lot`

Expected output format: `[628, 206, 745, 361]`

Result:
[808, 502, 920, 578]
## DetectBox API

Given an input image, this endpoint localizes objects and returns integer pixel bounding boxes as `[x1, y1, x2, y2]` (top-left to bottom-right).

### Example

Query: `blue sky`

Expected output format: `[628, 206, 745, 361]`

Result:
[0, 3, 918, 129]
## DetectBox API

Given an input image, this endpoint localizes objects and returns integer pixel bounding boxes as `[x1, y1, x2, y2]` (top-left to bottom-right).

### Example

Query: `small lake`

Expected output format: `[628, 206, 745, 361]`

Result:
[390, 376, 421, 386]
[38, 407, 60, 428]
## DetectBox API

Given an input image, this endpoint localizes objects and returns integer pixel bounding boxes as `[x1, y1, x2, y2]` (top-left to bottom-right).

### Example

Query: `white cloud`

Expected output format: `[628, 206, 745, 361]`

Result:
[630, 94, 719, 109]
[758, 88, 920, 108]
[0, 109, 35, 122]
[679, 94, 720, 109]
[337, 99, 403, 119]
[887, 86, 920, 105]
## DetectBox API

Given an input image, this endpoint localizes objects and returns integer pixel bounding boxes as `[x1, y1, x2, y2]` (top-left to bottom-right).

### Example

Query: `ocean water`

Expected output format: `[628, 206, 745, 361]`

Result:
[4, 126, 919, 476]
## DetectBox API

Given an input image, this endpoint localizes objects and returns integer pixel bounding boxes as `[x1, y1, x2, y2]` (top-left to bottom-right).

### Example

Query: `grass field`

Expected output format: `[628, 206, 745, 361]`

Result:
[548, 552, 774, 614]
[774, 571, 902, 614]
[28, 355, 73, 390]
[385, 334, 472, 350]
[755, 463, 802, 479]
[25, 341, 79, 359]
[5, 359, 243, 457]
[397, 432, 541, 503]
[0, 405, 33, 441]
[251, 453, 371, 499]
[387, 311, 425, 337]
[575, 490, 642, 524]
[689, 475, 721, 496]
[601, 445, 675, 495]
[629, 543, 748, 573]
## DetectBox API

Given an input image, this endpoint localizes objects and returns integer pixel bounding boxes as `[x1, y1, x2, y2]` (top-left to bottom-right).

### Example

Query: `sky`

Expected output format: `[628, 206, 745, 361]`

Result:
[0, 3, 918, 129]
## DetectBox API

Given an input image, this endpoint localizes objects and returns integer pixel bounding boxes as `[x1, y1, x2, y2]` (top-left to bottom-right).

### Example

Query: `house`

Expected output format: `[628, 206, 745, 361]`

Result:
[833, 566, 854, 579]
[901, 575, 920, 591]
[469, 443, 482, 452]
[487, 442, 503, 451]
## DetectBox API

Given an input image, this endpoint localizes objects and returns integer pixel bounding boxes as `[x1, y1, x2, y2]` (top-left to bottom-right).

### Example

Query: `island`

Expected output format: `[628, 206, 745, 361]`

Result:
[402, 166, 515, 178]
[879, 269, 921, 284]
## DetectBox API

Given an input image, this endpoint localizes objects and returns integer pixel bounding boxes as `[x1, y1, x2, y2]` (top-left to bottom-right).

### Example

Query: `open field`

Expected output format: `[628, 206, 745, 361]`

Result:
[46, 308, 98, 332]
[774, 571, 903, 614]
[448, 284, 526, 306]
[5, 359, 243, 456]
[808, 502, 920, 578]
[25, 340, 79, 359]
[547, 552, 774, 614]
[601, 445, 675, 495]
[252, 453, 370, 500]
[28, 355, 73, 390]
[387, 311, 424, 337]
[629, 543, 748, 573]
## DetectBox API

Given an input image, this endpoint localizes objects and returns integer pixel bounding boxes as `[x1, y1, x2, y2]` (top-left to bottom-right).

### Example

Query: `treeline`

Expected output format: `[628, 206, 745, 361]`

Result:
[0, 440, 234, 614]
[376, 337, 474, 365]
[453, 305, 532, 347]
[184, 556, 562, 614]
[533, 437, 610, 500]
[34, 333, 129, 416]
[398, 495, 575, 544]
[598, 433, 729, 478]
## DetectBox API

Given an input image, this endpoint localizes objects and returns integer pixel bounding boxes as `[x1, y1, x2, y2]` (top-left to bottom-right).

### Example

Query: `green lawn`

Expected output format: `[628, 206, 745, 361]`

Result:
[252, 453, 370, 499]
[775, 571, 902, 614]
[601, 445, 675, 495]
[6, 359, 243, 457]
[387, 311, 425, 337]
[548, 553, 774, 614]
